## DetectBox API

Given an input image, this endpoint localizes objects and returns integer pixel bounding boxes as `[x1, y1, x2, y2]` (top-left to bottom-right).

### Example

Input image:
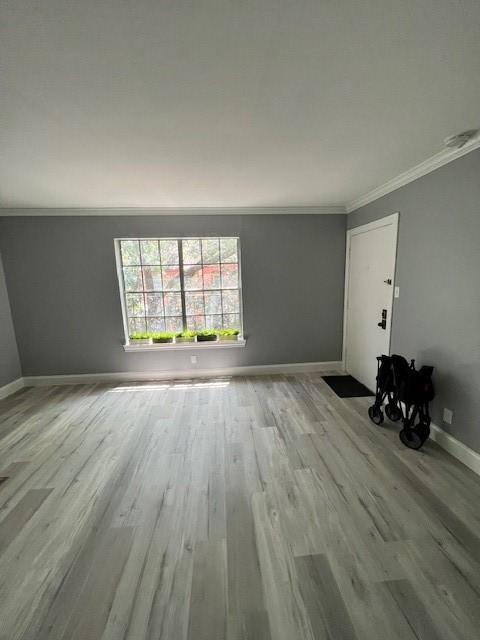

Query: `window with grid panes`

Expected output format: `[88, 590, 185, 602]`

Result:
[118, 237, 242, 336]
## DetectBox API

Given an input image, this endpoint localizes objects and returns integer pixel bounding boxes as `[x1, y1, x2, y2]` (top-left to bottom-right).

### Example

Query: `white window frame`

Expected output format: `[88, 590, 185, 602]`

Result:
[114, 237, 246, 351]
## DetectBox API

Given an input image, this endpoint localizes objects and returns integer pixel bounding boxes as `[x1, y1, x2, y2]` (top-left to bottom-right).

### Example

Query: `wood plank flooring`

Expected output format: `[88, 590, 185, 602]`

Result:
[0, 373, 479, 639]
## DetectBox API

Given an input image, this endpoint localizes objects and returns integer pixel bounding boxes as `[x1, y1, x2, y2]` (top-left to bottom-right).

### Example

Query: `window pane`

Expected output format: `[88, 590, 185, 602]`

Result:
[121, 240, 140, 265]
[221, 263, 238, 288]
[120, 237, 242, 338]
[165, 317, 183, 332]
[164, 292, 182, 316]
[184, 265, 203, 290]
[185, 292, 204, 315]
[202, 238, 220, 264]
[187, 315, 205, 330]
[123, 266, 143, 291]
[128, 317, 146, 333]
[140, 240, 160, 265]
[205, 314, 223, 329]
[182, 239, 201, 264]
[162, 266, 181, 290]
[145, 293, 163, 316]
[223, 313, 240, 329]
[160, 240, 179, 265]
[220, 238, 238, 263]
[126, 293, 145, 317]
[222, 290, 239, 314]
[203, 264, 221, 289]
[147, 317, 166, 332]
[142, 266, 162, 291]
[204, 291, 222, 314]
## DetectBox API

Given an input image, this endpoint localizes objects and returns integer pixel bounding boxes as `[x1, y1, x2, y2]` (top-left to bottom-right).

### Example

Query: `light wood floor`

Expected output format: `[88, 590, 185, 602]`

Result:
[0, 373, 479, 640]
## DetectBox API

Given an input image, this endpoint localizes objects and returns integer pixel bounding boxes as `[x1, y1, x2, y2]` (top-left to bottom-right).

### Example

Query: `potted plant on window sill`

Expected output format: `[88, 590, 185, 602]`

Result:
[151, 332, 175, 344]
[217, 329, 240, 341]
[175, 330, 197, 344]
[196, 330, 218, 342]
[129, 332, 152, 345]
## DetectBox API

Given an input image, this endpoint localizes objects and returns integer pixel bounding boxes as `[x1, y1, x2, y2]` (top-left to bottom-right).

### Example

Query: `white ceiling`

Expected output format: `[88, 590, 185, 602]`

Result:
[1, 0, 479, 210]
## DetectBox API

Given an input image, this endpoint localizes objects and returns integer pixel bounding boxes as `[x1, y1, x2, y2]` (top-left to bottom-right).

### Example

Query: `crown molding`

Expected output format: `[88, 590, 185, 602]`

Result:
[0, 205, 346, 217]
[346, 136, 480, 213]
[3, 137, 479, 217]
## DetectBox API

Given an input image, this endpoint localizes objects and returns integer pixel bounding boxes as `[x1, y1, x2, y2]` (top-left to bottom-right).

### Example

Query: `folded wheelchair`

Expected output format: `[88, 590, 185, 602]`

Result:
[368, 354, 434, 450]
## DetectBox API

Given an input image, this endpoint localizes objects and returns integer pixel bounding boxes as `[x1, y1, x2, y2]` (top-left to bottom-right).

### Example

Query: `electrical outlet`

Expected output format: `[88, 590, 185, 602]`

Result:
[394, 286, 400, 298]
[443, 408, 453, 424]
[190, 355, 197, 364]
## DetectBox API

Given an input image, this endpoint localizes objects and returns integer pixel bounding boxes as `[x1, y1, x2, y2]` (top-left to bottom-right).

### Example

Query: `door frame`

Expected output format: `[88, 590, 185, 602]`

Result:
[342, 212, 399, 370]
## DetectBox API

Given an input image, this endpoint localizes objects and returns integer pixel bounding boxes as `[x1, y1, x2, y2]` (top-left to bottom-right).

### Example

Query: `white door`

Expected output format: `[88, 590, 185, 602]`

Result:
[344, 213, 398, 392]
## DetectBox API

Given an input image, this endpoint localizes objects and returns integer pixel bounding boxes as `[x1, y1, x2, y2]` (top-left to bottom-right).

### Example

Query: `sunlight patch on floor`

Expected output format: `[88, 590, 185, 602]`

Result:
[108, 379, 231, 392]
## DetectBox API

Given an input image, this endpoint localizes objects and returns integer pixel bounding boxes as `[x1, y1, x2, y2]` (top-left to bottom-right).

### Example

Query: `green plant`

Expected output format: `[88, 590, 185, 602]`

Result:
[176, 330, 196, 338]
[151, 332, 175, 343]
[129, 332, 151, 341]
[196, 329, 218, 341]
[217, 328, 240, 337]
[217, 328, 240, 341]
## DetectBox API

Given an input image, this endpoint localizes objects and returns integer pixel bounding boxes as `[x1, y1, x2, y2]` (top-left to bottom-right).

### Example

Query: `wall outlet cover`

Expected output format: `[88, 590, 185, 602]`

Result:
[443, 408, 453, 424]
[394, 286, 400, 298]
[190, 355, 197, 364]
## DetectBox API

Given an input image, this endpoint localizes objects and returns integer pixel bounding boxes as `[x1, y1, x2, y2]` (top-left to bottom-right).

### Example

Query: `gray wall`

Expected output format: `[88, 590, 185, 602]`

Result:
[0, 248, 21, 387]
[0, 213, 346, 377]
[349, 149, 480, 453]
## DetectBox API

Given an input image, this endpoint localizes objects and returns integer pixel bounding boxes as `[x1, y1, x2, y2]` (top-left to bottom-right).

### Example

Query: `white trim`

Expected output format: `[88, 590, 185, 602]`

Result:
[382, 398, 480, 477]
[342, 213, 399, 369]
[3, 139, 479, 218]
[124, 338, 246, 351]
[346, 136, 480, 213]
[114, 241, 130, 343]
[430, 422, 480, 476]
[346, 211, 399, 238]
[22, 361, 343, 387]
[115, 236, 246, 344]
[0, 377, 25, 400]
[0, 206, 346, 217]
[342, 246, 350, 369]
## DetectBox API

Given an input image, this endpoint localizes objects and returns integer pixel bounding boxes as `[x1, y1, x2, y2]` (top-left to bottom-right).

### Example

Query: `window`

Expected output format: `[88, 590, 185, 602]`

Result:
[116, 237, 243, 338]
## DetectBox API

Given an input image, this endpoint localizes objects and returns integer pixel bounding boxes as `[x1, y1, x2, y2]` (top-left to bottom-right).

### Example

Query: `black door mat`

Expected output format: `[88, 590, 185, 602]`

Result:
[322, 375, 374, 398]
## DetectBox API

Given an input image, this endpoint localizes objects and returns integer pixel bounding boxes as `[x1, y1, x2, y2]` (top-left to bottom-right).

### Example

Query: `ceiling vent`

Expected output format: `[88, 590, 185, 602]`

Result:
[443, 129, 479, 150]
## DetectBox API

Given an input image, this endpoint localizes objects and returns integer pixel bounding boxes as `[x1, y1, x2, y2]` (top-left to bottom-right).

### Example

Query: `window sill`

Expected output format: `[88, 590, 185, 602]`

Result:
[123, 338, 246, 352]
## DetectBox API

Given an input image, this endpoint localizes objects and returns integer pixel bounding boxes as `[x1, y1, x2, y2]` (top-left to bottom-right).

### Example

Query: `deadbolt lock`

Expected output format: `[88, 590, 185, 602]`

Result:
[377, 308, 387, 330]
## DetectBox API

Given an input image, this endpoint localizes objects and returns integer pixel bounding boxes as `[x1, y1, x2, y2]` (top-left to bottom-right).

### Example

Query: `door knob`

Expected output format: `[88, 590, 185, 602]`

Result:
[377, 309, 387, 330]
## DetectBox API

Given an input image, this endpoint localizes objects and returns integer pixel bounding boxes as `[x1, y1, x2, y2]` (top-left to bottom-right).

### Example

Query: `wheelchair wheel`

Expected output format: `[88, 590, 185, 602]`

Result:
[399, 426, 427, 450]
[368, 405, 384, 426]
[415, 421, 430, 442]
[385, 402, 402, 422]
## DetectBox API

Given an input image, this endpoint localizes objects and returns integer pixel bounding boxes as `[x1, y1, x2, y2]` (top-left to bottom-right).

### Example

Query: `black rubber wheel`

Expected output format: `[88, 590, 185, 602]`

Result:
[368, 405, 384, 425]
[399, 427, 423, 450]
[385, 403, 402, 422]
[415, 421, 431, 442]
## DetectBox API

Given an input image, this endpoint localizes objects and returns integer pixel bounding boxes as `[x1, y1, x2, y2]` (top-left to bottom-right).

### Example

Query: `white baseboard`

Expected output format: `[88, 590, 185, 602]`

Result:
[429, 422, 480, 476]
[380, 400, 480, 477]
[22, 360, 343, 387]
[0, 377, 25, 400]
